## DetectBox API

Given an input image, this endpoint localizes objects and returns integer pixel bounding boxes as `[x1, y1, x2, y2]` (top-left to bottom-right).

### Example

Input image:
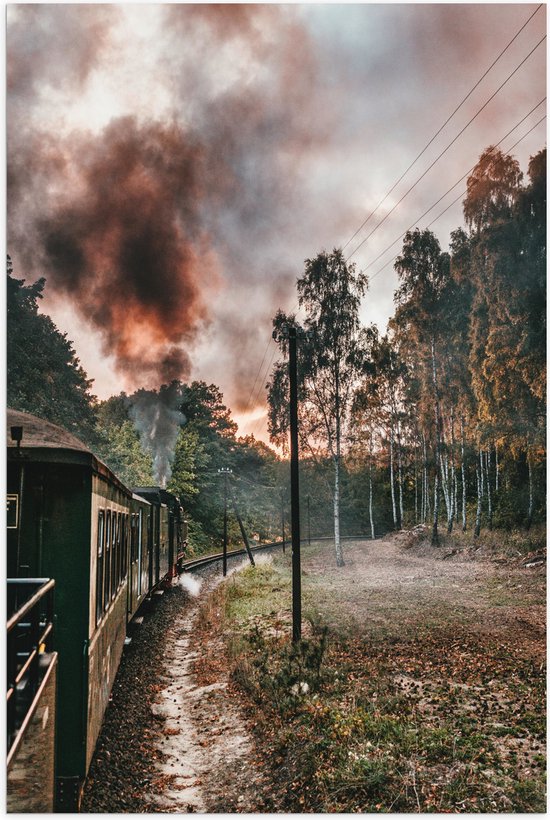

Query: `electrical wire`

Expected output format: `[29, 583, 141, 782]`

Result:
[345, 33, 546, 262]
[241, 335, 275, 418]
[341, 4, 543, 253]
[362, 98, 546, 276]
[367, 112, 547, 283]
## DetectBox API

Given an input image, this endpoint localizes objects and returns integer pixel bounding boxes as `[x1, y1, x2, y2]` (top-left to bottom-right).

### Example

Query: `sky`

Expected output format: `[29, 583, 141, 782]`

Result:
[7, 2, 547, 445]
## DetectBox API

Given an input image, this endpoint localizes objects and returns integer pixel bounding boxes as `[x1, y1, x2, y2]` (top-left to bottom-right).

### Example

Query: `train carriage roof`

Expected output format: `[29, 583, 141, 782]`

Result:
[7, 408, 131, 496]
[7, 409, 90, 452]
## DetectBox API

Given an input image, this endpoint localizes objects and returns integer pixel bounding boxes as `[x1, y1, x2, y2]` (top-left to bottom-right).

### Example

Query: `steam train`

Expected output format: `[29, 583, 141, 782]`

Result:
[7, 408, 187, 811]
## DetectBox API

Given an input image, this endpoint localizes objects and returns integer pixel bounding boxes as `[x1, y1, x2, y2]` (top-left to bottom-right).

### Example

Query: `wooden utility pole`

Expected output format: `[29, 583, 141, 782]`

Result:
[280, 489, 286, 553]
[230, 488, 255, 567]
[217, 468, 232, 575]
[288, 326, 302, 642]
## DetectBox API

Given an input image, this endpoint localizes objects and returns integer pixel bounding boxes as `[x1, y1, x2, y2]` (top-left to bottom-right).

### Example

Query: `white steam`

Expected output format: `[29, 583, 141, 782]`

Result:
[178, 573, 203, 597]
[128, 384, 185, 487]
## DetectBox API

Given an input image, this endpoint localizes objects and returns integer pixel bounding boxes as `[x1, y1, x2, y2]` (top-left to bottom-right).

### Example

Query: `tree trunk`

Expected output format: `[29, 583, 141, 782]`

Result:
[431, 338, 441, 546]
[334, 368, 344, 566]
[432, 449, 440, 546]
[474, 448, 483, 538]
[461, 416, 467, 532]
[526, 448, 534, 530]
[414, 441, 419, 525]
[485, 450, 493, 530]
[422, 433, 431, 524]
[453, 468, 458, 525]
[389, 426, 397, 529]
[423, 432, 430, 521]
[495, 444, 499, 494]
[440, 452, 451, 527]
[397, 420, 404, 529]
[369, 439, 375, 540]
[334, 453, 344, 564]
[448, 407, 456, 532]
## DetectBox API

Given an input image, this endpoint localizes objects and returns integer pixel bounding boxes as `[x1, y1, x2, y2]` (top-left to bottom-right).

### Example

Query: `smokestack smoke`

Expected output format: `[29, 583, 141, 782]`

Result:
[129, 382, 185, 487]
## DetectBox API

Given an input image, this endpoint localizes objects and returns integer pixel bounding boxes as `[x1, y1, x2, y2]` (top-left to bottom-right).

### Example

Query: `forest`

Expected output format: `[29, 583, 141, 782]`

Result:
[7, 145, 546, 557]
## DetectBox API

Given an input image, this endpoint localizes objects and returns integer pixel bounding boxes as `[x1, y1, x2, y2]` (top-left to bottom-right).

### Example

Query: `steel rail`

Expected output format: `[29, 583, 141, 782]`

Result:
[180, 534, 375, 573]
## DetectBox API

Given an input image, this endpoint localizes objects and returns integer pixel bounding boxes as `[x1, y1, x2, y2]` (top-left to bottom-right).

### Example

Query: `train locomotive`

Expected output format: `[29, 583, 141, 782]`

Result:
[7, 408, 187, 811]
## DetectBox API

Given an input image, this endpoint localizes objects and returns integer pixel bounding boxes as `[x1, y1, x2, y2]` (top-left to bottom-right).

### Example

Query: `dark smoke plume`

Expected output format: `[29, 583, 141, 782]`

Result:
[13, 117, 221, 386]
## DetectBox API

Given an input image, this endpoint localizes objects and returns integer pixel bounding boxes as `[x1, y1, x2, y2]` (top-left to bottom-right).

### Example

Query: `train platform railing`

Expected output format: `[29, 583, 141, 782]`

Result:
[7, 577, 56, 764]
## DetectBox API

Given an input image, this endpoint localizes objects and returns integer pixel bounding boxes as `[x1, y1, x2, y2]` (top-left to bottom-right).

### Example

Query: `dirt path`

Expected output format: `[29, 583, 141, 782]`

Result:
[147, 564, 269, 813]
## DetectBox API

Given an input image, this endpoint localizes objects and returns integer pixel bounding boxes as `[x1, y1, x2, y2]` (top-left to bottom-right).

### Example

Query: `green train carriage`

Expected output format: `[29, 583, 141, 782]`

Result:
[7, 409, 186, 811]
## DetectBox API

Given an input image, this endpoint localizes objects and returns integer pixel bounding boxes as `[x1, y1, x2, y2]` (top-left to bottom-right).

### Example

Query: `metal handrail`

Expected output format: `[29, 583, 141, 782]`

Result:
[7, 578, 54, 631]
[7, 578, 56, 755]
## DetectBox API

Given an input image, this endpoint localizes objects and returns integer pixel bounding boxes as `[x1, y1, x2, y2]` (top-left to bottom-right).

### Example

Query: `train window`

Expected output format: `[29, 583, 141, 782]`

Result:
[137, 509, 143, 595]
[105, 510, 111, 610]
[122, 514, 128, 579]
[111, 513, 118, 599]
[96, 510, 105, 625]
[119, 513, 124, 584]
[119, 513, 124, 583]
[130, 514, 137, 564]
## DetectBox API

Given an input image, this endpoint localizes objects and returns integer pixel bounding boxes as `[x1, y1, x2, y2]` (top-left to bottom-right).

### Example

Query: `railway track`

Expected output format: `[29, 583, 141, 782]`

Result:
[180, 534, 373, 573]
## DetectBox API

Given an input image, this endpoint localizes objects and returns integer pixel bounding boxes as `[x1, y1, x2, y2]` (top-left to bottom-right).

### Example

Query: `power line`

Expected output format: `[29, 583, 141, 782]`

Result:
[367, 112, 547, 283]
[362, 98, 546, 276]
[341, 4, 543, 254]
[345, 33, 546, 262]
[241, 334, 274, 418]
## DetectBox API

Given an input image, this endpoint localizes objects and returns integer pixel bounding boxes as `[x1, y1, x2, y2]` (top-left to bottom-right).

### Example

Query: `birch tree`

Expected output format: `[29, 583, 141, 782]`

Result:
[267, 248, 367, 567]
[393, 229, 450, 544]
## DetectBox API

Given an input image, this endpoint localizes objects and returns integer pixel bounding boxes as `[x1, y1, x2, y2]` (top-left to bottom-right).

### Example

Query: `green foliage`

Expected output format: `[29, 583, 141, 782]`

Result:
[167, 427, 209, 500]
[95, 416, 154, 487]
[7, 257, 98, 444]
[232, 624, 328, 710]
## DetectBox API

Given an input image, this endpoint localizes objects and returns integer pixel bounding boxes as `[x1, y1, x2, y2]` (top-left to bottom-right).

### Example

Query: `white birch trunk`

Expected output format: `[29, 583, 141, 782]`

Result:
[390, 426, 397, 529]
[461, 416, 467, 532]
[474, 448, 484, 537]
[440, 453, 451, 524]
[527, 448, 534, 530]
[433, 451, 440, 545]
[414, 442, 419, 525]
[431, 338, 440, 545]
[397, 420, 404, 529]
[448, 407, 456, 532]
[334, 367, 344, 566]
[334, 453, 344, 565]
[420, 433, 428, 524]
[369, 441, 375, 540]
